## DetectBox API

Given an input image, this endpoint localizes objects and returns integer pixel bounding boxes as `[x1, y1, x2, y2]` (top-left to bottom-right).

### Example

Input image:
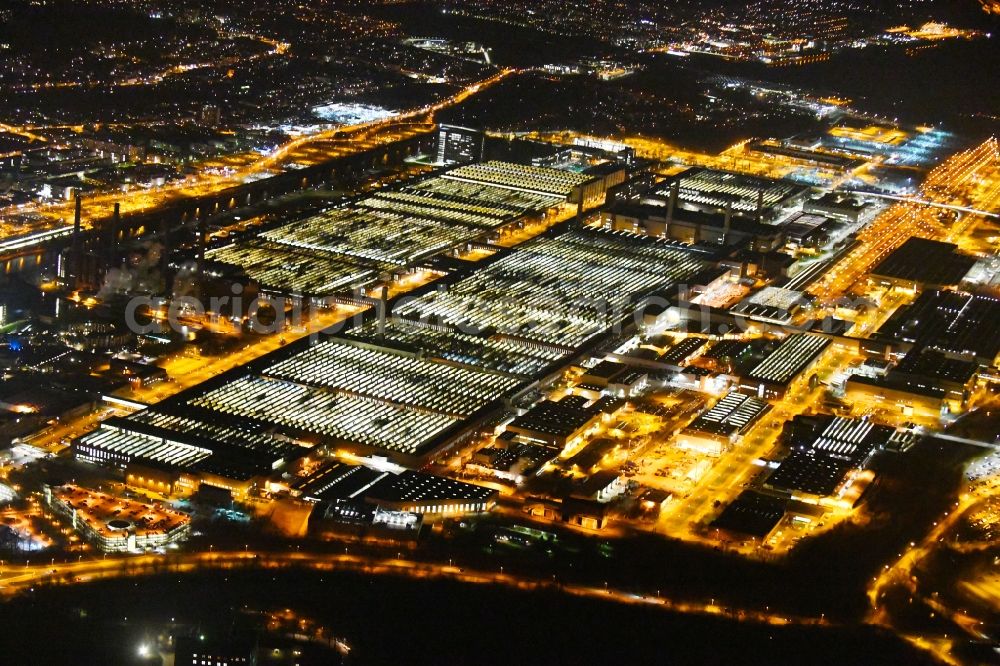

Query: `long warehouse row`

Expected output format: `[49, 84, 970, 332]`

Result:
[206, 162, 574, 297]
[393, 228, 710, 348]
[74, 162, 715, 489]
[78, 230, 708, 479]
[264, 339, 522, 418]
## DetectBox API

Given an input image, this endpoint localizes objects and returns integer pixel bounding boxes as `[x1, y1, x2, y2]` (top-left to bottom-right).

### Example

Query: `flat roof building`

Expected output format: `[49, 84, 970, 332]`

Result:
[869, 238, 977, 291]
[81, 222, 713, 473]
[291, 459, 496, 517]
[731, 286, 808, 325]
[677, 391, 771, 456]
[365, 470, 497, 516]
[45, 484, 190, 553]
[392, 227, 710, 350]
[75, 405, 304, 498]
[739, 334, 831, 400]
[844, 373, 946, 420]
[648, 167, 810, 222]
[601, 201, 786, 251]
[206, 161, 587, 299]
[873, 290, 1000, 366]
[712, 491, 786, 539]
[804, 191, 871, 223]
[764, 415, 892, 502]
[846, 347, 979, 416]
[506, 395, 605, 448]
[894, 348, 979, 409]
[443, 160, 605, 208]
[290, 460, 388, 503]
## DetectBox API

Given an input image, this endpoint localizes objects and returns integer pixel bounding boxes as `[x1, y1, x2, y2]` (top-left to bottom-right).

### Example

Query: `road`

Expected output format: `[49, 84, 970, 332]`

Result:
[0, 548, 828, 630]
[0, 68, 519, 243]
[657, 346, 856, 554]
[27, 304, 367, 452]
[850, 190, 1000, 219]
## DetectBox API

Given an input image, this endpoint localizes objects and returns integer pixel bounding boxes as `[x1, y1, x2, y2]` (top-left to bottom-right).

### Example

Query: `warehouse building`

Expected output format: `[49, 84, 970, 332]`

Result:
[206, 160, 593, 300]
[392, 227, 710, 349]
[600, 201, 786, 251]
[844, 374, 947, 420]
[78, 335, 525, 473]
[804, 191, 871, 223]
[290, 459, 496, 516]
[738, 334, 831, 399]
[677, 391, 771, 456]
[443, 160, 606, 210]
[731, 286, 809, 325]
[764, 415, 892, 503]
[872, 290, 1000, 366]
[77, 211, 715, 476]
[712, 490, 787, 540]
[845, 348, 978, 417]
[365, 470, 497, 515]
[505, 395, 607, 448]
[869, 238, 977, 292]
[647, 167, 810, 223]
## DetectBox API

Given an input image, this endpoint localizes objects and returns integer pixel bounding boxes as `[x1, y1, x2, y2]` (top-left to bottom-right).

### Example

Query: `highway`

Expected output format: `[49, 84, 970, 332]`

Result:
[0, 548, 828, 630]
[0, 68, 518, 245]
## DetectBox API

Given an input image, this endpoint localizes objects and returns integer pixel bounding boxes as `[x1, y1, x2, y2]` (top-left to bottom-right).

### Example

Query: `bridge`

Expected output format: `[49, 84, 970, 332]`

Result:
[843, 190, 1000, 219]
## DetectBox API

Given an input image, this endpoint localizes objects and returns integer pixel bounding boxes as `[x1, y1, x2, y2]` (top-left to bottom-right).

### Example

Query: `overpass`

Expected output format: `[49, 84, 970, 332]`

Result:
[843, 190, 1000, 219]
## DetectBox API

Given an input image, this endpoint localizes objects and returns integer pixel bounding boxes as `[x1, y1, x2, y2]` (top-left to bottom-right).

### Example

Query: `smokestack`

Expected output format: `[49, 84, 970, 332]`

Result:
[667, 181, 679, 226]
[756, 189, 764, 223]
[377, 285, 388, 337]
[71, 194, 82, 286]
[197, 207, 208, 278]
[109, 202, 121, 267]
[73, 194, 82, 241]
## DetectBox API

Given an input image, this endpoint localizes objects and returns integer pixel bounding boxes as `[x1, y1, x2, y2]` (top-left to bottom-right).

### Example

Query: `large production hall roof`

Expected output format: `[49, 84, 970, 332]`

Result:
[870, 237, 976, 288]
[744, 334, 831, 386]
[80, 220, 710, 467]
[653, 167, 809, 216]
[443, 160, 595, 197]
[392, 227, 710, 349]
[81, 337, 521, 462]
[874, 290, 1000, 363]
[206, 162, 576, 296]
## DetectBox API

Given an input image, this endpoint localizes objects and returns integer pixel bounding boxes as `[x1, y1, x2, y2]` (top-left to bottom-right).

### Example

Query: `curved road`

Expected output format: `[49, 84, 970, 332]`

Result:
[0, 548, 824, 630]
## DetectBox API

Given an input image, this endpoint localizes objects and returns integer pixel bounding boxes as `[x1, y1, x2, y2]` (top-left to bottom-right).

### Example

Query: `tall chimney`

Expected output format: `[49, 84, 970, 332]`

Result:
[71, 194, 82, 286]
[667, 181, 679, 226]
[73, 194, 82, 242]
[756, 189, 764, 223]
[108, 202, 121, 268]
[197, 206, 208, 278]
[159, 215, 172, 280]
